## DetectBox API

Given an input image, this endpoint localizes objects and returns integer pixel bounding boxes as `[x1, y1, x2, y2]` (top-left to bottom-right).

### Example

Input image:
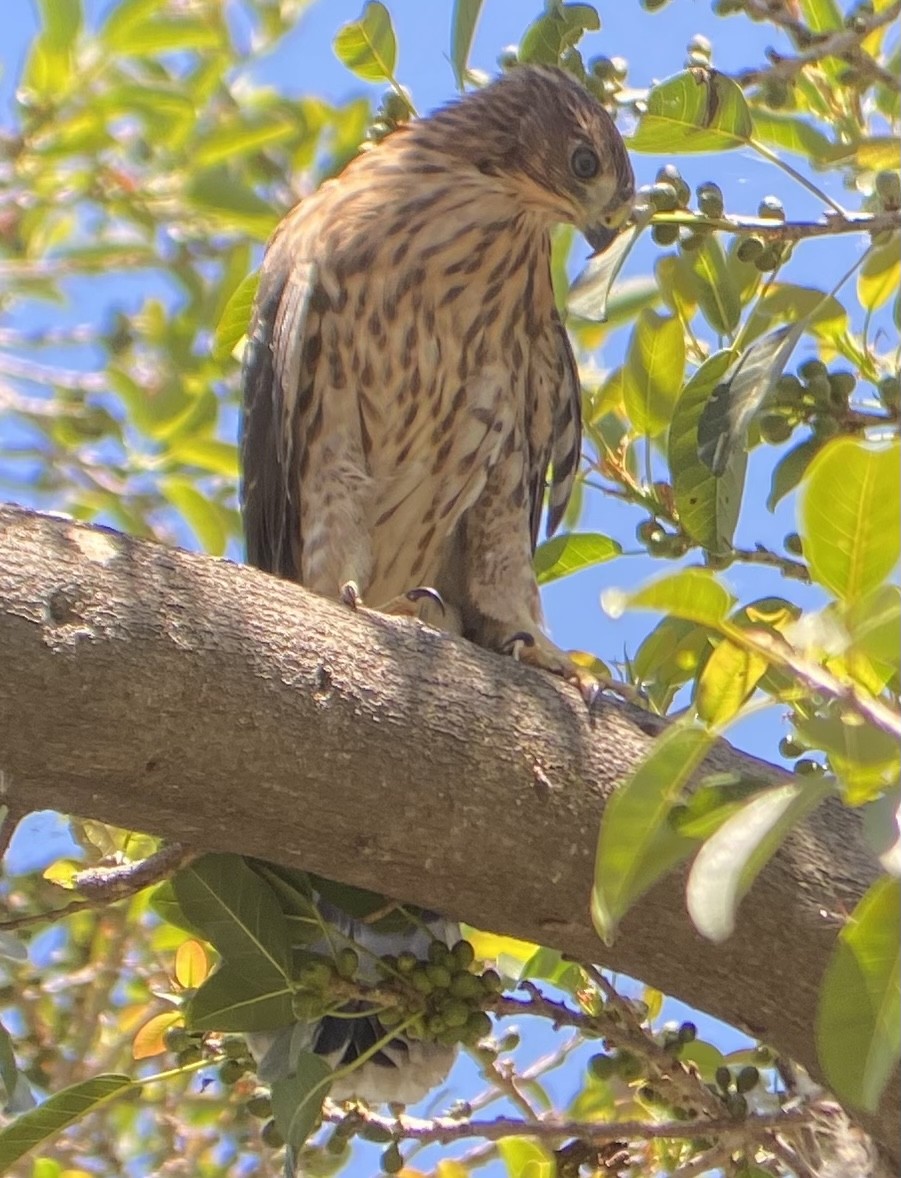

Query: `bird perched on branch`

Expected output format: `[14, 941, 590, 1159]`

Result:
[240, 64, 634, 1116]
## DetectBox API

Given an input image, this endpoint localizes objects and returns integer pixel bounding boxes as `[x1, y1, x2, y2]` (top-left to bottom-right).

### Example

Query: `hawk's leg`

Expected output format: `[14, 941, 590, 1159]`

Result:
[500, 629, 600, 705]
[374, 586, 446, 619]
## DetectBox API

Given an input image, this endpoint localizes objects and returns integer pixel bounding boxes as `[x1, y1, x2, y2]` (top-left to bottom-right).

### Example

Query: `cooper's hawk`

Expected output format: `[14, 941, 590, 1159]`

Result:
[240, 65, 634, 1129]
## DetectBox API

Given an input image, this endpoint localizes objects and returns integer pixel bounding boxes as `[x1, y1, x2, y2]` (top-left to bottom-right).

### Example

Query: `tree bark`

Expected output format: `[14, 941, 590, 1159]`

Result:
[0, 504, 896, 1170]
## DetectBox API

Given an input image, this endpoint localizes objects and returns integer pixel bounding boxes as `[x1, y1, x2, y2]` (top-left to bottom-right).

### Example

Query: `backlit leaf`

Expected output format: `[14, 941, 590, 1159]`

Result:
[534, 532, 621, 584]
[450, 0, 484, 87]
[333, 2, 397, 82]
[629, 70, 753, 153]
[0, 1076, 133, 1171]
[622, 309, 685, 435]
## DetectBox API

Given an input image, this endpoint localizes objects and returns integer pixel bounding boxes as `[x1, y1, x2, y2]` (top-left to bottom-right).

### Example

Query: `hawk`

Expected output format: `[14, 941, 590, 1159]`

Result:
[241, 65, 635, 700]
[240, 65, 634, 1128]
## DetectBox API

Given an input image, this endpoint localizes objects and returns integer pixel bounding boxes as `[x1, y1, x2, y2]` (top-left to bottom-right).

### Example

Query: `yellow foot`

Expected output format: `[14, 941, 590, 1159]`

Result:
[501, 631, 635, 708]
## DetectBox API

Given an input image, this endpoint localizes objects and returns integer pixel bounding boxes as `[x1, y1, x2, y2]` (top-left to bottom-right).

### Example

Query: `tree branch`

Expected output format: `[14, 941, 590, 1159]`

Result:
[0, 504, 896, 1171]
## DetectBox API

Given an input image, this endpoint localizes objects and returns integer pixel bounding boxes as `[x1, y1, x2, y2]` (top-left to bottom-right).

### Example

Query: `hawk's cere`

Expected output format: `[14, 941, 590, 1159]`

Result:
[240, 66, 634, 1123]
[241, 65, 635, 701]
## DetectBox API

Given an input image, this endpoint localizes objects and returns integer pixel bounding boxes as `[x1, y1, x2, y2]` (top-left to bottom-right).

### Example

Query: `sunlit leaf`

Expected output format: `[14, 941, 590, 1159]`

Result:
[0, 1076, 133, 1170]
[858, 233, 900, 312]
[800, 439, 900, 602]
[333, 2, 397, 82]
[686, 236, 742, 338]
[817, 876, 901, 1111]
[160, 478, 229, 556]
[497, 1136, 554, 1178]
[629, 70, 753, 153]
[450, 0, 484, 87]
[622, 309, 685, 435]
[518, 4, 600, 66]
[593, 724, 712, 943]
[687, 778, 833, 941]
[604, 569, 734, 630]
[0, 1021, 17, 1102]
[132, 1011, 182, 1060]
[175, 940, 210, 989]
[668, 349, 744, 553]
[534, 532, 621, 584]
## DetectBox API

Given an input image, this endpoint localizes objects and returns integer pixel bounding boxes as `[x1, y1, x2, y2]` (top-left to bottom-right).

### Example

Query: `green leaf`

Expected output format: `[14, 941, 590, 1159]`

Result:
[686, 236, 742, 337]
[167, 438, 239, 478]
[750, 111, 843, 161]
[194, 116, 296, 168]
[568, 210, 653, 322]
[333, 2, 397, 82]
[593, 724, 713, 943]
[450, 0, 484, 88]
[0, 1021, 17, 1102]
[188, 167, 277, 239]
[518, 5, 600, 67]
[858, 233, 900, 312]
[800, 439, 900, 602]
[817, 876, 901, 1111]
[149, 881, 208, 940]
[632, 616, 713, 711]
[104, 15, 224, 54]
[172, 854, 291, 979]
[622, 309, 685, 436]
[0, 1075, 133, 1170]
[698, 323, 804, 476]
[742, 283, 848, 346]
[186, 963, 294, 1032]
[695, 636, 769, 727]
[37, 0, 82, 51]
[161, 478, 228, 555]
[629, 70, 753, 153]
[604, 569, 734, 630]
[213, 271, 259, 363]
[794, 713, 901, 805]
[271, 1054, 334, 1149]
[844, 585, 901, 691]
[534, 532, 622, 585]
[498, 1136, 555, 1178]
[799, 0, 843, 32]
[668, 349, 744, 554]
[687, 778, 833, 942]
[767, 438, 823, 511]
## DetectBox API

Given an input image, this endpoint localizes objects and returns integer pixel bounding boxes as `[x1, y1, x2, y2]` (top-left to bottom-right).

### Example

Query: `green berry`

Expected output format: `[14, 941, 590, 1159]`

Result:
[651, 223, 680, 247]
[795, 757, 823, 775]
[649, 182, 680, 213]
[774, 373, 804, 405]
[426, 963, 452, 990]
[297, 959, 334, 990]
[759, 413, 793, 444]
[163, 1026, 191, 1053]
[379, 1140, 405, 1168]
[618, 1052, 643, 1081]
[428, 940, 451, 966]
[806, 374, 832, 405]
[222, 1035, 248, 1060]
[680, 230, 706, 251]
[758, 195, 785, 220]
[449, 971, 483, 1000]
[451, 940, 475, 969]
[696, 181, 724, 218]
[462, 1011, 493, 1044]
[799, 358, 828, 382]
[246, 1091, 273, 1118]
[754, 244, 782, 271]
[292, 991, 327, 1020]
[396, 951, 418, 974]
[261, 1119, 285, 1149]
[736, 236, 765, 262]
[874, 170, 901, 210]
[877, 374, 900, 410]
[827, 371, 855, 405]
[589, 1052, 618, 1080]
[219, 1059, 247, 1085]
[410, 968, 433, 994]
[715, 1065, 732, 1092]
[480, 969, 503, 994]
[736, 1065, 760, 1093]
[727, 1092, 749, 1118]
[443, 1000, 471, 1029]
[360, 1123, 393, 1144]
[678, 1021, 697, 1043]
[177, 1045, 202, 1067]
[655, 165, 691, 206]
[336, 948, 358, 980]
[779, 735, 804, 758]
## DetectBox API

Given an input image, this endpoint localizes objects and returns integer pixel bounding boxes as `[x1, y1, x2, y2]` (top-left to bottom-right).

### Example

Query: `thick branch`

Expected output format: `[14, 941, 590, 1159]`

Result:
[0, 504, 896, 1169]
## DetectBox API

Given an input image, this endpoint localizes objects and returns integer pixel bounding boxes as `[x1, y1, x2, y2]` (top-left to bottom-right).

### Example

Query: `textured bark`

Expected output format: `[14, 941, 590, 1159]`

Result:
[0, 504, 896, 1170]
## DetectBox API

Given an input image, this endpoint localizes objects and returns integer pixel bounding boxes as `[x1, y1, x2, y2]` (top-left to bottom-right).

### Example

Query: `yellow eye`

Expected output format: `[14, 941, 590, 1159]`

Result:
[570, 145, 599, 180]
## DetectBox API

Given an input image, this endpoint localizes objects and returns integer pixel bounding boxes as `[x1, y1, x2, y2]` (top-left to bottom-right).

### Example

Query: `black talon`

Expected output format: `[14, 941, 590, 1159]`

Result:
[405, 586, 445, 615]
[501, 631, 536, 655]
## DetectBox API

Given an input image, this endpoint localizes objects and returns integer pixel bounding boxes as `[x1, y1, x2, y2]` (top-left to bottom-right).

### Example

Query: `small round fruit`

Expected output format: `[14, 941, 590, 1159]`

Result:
[261, 1119, 285, 1149]
[736, 236, 765, 263]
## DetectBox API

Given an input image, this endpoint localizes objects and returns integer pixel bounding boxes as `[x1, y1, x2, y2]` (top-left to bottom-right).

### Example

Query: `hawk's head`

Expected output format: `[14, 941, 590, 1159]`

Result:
[421, 66, 636, 254]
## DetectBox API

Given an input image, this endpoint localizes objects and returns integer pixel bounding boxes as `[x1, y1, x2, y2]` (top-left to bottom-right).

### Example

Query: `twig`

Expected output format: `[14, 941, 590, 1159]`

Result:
[649, 208, 901, 242]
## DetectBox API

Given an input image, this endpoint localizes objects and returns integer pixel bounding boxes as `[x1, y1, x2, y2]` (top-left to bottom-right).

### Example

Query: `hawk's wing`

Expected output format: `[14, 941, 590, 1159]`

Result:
[531, 313, 582, 548]
[240, 243, 319, 580]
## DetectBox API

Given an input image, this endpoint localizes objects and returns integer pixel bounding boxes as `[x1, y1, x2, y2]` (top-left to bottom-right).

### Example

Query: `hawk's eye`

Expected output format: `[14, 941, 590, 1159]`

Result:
[570, 146, 599, 180]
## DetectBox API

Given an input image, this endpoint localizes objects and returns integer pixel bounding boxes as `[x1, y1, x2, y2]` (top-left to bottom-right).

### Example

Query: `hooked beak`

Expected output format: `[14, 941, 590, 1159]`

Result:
[585, 198, 634, 256]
